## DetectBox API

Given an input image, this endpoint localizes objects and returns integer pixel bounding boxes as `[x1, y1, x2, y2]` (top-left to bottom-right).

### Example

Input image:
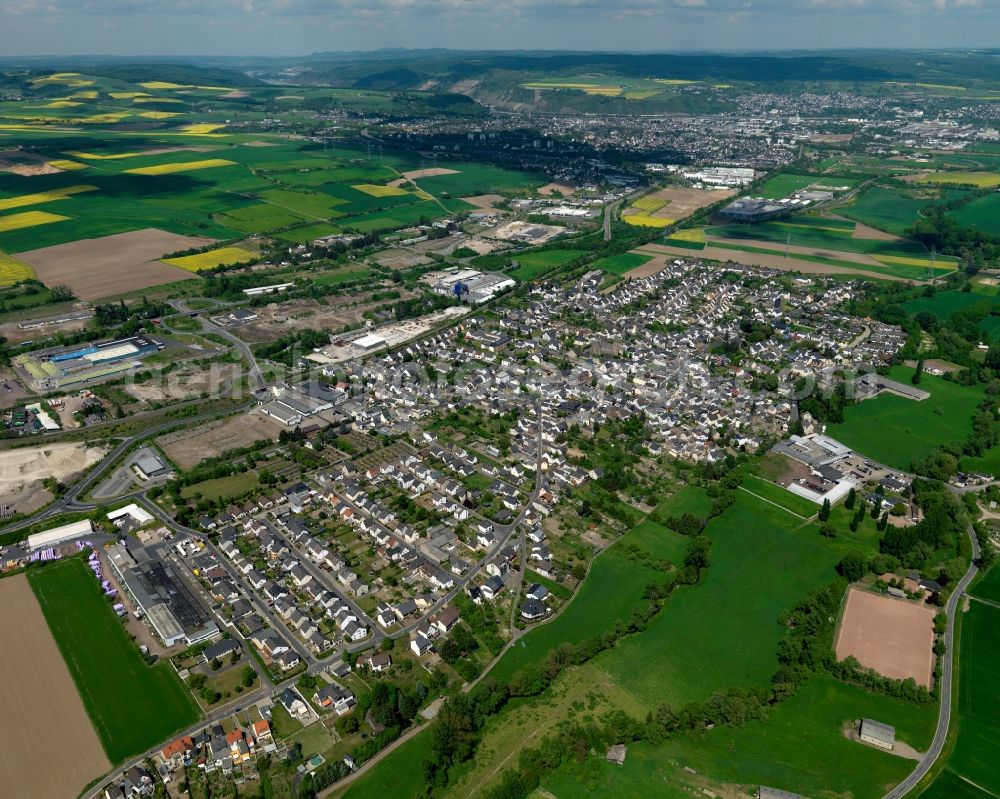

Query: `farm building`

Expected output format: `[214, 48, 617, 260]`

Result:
[26, 518, 94, 551]
[759, 787, 803, 799]
[859, 718, 896, 750]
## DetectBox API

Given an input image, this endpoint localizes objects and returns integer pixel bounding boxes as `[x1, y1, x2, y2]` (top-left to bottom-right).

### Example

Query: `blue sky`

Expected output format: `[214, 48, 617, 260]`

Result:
[0, 0, 995, 56]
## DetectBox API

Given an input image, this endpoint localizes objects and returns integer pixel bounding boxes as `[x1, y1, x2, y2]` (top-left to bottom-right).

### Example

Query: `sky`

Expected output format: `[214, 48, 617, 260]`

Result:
[0, 0, 996, 56]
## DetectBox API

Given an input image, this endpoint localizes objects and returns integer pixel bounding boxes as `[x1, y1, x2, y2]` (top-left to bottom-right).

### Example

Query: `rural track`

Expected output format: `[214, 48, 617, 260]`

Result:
[881, 522, 980, 799]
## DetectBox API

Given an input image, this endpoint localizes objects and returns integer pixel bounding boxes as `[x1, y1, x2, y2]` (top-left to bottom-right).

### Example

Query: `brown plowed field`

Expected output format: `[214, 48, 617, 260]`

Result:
[834, 587, 936, 687]
[0, 574, 109, 797]
[14, 228, 209, 301]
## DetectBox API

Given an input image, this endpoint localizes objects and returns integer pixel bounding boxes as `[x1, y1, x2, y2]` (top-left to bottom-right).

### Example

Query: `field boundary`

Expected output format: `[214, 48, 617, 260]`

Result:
[738, 483, 810, 520]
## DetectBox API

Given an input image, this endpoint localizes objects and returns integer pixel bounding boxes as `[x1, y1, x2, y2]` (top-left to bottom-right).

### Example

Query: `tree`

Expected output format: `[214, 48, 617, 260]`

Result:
[819, 498, 831, 522]
[837, 552, 868, 582]
[241, 666, 256, 688]
[913, 359, 925, 385]
[845, 487, 857, 510]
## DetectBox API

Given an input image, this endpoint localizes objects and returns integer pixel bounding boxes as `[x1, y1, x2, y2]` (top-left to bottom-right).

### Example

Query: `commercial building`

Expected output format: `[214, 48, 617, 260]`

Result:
[134, 450, 171, 481]
[27, 519, 94, 551]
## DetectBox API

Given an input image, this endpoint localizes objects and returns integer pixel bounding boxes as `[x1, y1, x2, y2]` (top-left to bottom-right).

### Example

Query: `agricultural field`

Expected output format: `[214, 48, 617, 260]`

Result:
[949, 193, 1000, 235]
[13, 228, 204, 301]
[841, 185, 970, 235]
[162, 245, 256, 272]
[509, 249, 583, 281]
[29, 558, 201, 764]
[827, 365, 985, 470]
[412, 162, 546, 198]
[913, 171, 1000, 188]
[756, 173, 857, 199]
[0, 250, 33, 285]
[0, 572, 110, 799]
[903, 289, 1000, 322]
[593, 490, 846, 707]
[917, 598, 1000, 799]
[592, 252, 654, 275]
[702, 218, 957, 281]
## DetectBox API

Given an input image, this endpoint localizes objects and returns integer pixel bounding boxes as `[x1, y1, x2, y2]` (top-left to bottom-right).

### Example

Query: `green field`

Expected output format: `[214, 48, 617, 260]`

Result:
[949, 193, 1000, 235]
[413, 162, 546, 198]
[841, 185, 970, 235]
[904, 290, 1000, 320]
[918, 599, 1000, 799]
[827, 365, 984, 470]
[594, 490, 845, 707]
[332, 732, 435, 799]
[29, 558, 201, 763]
[970, 563, 1000, 604]
[542, 676, 934, 799]
[593, 252, 654, 275]
[757, 173, 856, 199]
[312, 267, 376, 286]
[509, 249, 583, 281]
[490, 487, 703, 685]
[180, 471, 260, 502]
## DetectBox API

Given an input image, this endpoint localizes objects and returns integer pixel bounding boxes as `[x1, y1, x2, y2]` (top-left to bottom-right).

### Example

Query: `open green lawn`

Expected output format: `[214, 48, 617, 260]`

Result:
[509, 249, 583, 281]
[740, 473, 819, 518]
[491, 487, 704, 685]
[180, 471, 260, 502]
[841, 185, 971, 235]
[904, 290, 1000, 320]
[542, 676, 934, 799]
[827, 365, 984, 470]
[593, 252, 654, 275]
[331, 730, 434, 799]
[949, 193, 1000, 236]
[312, 267, 376, 286]
[757, 173, 856, 199]
[594, 491, 844, 707]
[29, 558, 201, 763]
[918, 600, 1000, 799]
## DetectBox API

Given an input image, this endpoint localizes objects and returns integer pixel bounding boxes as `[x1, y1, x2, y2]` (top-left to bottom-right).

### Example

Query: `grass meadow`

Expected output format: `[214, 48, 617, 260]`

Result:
[509, 249, 583, 281]
[827, 366, 984, 470]
[29, 558, 200, 763]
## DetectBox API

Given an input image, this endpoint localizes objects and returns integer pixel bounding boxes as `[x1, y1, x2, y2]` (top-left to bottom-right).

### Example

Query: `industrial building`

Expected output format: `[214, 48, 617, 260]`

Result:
[133, 449, 171, 481]
[27, 519, 94, 552]
[718, 196, 810, 223]
[107, 541, 218, 647]
[429, 268, 515, 305]
[259, 382, 336, 427]
[15, 335, 163, 391]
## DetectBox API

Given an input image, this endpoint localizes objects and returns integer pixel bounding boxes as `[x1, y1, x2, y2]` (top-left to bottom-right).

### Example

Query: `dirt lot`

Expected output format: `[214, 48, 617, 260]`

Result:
[834, 587, 936, 687]
[235, 294, 412, 344]
[623, 249, 672, 279]
[159, 408, 284, 470]
[370, 249, 432, 269]
[125, 364, 240, 403]
[401, 167, 459, 180]
[460, 194, 505, 211]
[14, 228, 208, 301]
[0, 150, 64, 176]
[643, 186, 735, 220]
[0, 574, 110, 798]
[538, 182, 577, 197]
[0, 442, 106, 511]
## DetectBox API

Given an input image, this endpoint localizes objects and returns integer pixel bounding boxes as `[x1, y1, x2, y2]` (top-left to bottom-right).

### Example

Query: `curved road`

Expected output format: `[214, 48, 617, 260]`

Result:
[882, 523, 980, 799]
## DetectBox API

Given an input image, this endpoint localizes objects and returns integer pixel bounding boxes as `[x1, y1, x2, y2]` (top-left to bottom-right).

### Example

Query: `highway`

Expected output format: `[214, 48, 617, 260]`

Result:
[881, 522, 980, 799]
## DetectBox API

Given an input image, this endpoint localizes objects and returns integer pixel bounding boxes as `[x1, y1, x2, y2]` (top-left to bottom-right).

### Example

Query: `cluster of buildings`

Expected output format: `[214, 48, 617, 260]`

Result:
[14, 335, 164, 391]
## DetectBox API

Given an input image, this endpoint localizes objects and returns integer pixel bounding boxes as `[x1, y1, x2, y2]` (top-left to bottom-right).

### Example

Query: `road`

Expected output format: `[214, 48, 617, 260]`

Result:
[603, 198, 623, 241]
[169, 299, 264, 390]
[881, 522, 980, 799]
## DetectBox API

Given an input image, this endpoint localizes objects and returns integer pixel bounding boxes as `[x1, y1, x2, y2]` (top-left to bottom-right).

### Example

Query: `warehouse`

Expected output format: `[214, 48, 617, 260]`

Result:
[133, 449, 171, 481]
[107, 541, 218, 647]
[26, 519, 94, 551]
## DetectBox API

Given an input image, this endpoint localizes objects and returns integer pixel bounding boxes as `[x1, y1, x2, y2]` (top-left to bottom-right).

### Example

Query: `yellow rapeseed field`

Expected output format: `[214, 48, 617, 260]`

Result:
[915, 171, 1000, 188]
[0, 251, 34, 285]
[0, 185, 97, 212]
[623, 214, 674, 229]
[0, 211, 70, 233]
[669, 227, 707, 243]
[353, 183, 411, 197]
[126, 159, 235, 176]
[163, 246, 255, 272]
